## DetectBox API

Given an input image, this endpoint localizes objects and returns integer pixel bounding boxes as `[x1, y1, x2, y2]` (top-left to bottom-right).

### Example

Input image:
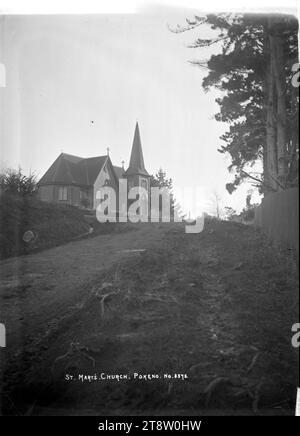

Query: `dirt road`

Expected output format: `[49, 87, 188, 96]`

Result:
[0, 220, 298, 415]
[0, 224, 168, 359]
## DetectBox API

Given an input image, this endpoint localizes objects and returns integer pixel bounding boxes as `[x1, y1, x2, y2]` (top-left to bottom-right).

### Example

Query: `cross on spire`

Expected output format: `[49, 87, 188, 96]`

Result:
[124, 122, 149, 176]
[106, 147, 110, 156]
[121, 160, 125, 169]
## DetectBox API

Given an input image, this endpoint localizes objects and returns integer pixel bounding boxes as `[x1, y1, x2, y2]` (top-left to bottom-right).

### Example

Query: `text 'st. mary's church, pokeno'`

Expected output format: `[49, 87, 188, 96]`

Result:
[38, 122, 150, 210]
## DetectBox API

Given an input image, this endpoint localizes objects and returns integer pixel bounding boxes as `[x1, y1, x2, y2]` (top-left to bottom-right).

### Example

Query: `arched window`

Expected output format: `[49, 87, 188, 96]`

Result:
[141, 179, 148, 190]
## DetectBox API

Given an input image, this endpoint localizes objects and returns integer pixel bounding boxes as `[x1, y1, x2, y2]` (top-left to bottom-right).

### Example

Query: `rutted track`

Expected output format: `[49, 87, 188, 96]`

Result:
[0, 220, 298, 415]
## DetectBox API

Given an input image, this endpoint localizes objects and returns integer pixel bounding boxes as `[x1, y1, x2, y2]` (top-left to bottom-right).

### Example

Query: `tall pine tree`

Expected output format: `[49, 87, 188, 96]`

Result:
[171, 13, 298, 195]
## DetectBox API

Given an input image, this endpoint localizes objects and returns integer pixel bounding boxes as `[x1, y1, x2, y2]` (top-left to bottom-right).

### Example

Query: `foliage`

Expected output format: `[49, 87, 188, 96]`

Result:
[150, 168, 173, 190]
[224, 206, 237, 221]
[80, 197, 90, 209]
[0, 168, 37, 197]
[150, 168, 183, 220]
[239, 193, 259, 222]
[171, 13, 299, 194]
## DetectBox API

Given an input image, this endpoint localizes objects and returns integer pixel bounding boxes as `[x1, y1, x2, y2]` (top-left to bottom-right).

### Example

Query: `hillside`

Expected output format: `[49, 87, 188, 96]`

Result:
[0, 220, 298, 415]
[0, 194, 90, 259]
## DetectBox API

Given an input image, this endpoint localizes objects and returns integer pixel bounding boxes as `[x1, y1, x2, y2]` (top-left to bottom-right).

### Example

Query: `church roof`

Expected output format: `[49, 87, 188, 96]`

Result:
[113, 165, 125, 179]
[38, 153, 122, 186]
[125, 122, 149, 177]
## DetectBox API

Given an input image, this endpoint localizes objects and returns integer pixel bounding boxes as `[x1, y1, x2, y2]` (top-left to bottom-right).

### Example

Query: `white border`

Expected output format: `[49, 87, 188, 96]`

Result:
[0, 0, 298, 15]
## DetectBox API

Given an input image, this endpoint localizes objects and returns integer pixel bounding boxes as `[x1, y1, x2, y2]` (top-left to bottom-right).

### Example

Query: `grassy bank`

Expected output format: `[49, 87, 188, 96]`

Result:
[0, 194, 90, 259]
[2, 220, 298, 415]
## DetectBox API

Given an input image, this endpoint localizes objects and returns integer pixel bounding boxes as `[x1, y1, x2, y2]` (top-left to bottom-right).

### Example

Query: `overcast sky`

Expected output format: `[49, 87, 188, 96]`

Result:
[0, 9, 265, 215]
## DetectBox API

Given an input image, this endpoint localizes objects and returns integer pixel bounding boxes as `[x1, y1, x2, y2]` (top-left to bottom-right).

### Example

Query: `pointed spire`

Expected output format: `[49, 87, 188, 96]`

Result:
[125, 122, 149, 176]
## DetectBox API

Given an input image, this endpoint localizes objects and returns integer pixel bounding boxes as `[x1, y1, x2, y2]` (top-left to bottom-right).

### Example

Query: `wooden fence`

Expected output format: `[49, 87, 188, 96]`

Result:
[254, 187, 299, 257]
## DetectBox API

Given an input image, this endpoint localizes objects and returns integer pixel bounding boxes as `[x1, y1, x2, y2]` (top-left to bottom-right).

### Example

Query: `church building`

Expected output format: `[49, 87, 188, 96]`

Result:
[38, 122, 150, 210]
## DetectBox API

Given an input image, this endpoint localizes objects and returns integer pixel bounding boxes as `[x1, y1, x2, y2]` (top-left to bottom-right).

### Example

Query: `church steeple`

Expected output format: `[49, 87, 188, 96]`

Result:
[125, 122, 149, 177]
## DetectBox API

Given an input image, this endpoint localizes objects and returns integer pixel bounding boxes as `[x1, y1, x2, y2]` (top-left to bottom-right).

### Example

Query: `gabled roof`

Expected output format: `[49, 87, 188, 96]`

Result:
[79, 156, 108, 185]
[113, 165, 125, 179]
[125, 122, 149, 177]
[38, 153, 108, 186]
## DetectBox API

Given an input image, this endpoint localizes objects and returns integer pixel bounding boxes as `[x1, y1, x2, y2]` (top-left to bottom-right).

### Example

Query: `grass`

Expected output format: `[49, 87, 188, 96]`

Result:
[0, 193, 90, 259]
[0, 194, 135, 259]
[2, 220, 298, 415]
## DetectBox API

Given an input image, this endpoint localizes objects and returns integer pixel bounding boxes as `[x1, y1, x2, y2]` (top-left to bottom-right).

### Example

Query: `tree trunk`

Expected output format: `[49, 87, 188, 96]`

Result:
[270, 33, 288, 186]
[264, 28, 278, 194]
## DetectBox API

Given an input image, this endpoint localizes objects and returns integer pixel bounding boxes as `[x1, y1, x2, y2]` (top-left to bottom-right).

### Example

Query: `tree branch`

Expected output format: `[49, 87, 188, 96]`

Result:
[240, 170, 263, 184]
[186, 36, 229, 48]
[240, 169, 280, 192]
[167, 17, 206, 34]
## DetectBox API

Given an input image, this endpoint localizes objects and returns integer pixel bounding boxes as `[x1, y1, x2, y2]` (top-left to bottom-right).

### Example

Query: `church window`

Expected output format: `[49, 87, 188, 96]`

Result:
[141, 179, 148, 190]
[58, 186, 68, 201]
[102, 164, 110, 184]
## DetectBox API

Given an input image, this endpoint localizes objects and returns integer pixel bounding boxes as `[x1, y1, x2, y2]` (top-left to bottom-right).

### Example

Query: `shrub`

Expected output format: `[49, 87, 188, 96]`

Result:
[0, 168, 37, 197]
